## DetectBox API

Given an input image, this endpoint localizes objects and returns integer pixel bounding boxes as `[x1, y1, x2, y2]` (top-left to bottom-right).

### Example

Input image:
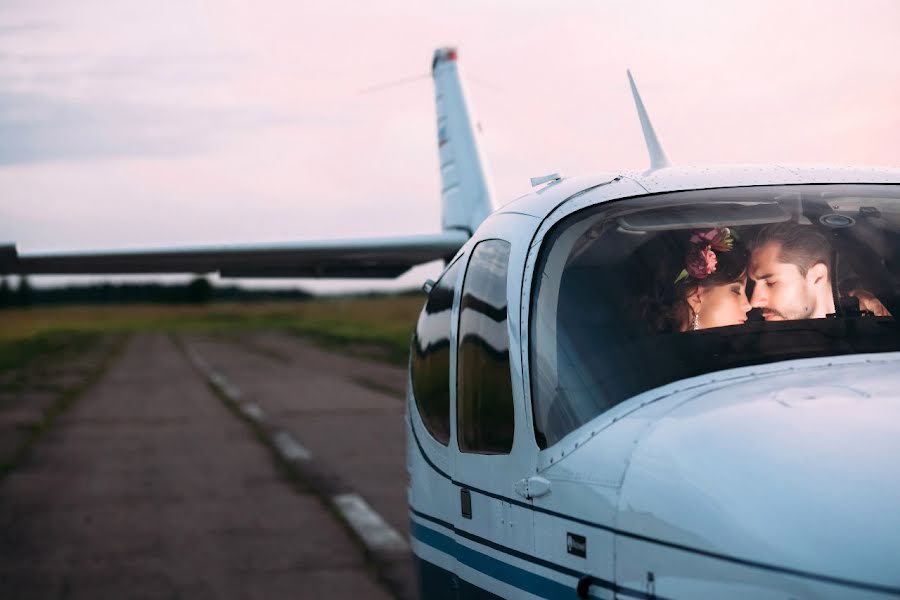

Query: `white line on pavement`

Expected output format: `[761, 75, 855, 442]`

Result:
[220, 383, 242, 402]
[203, 369, 242, 402]
[188, 348, 248, 408]
[240, 401, 265, 422]
[333, 493, 409, 554]
[272, 430, 311, 461]
[187, 343, 408, 565]
[190, 353, 209, 371]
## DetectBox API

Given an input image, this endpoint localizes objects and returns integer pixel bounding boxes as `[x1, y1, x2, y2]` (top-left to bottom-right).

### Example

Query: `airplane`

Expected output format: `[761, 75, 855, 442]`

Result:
[3, 47, 900, 600]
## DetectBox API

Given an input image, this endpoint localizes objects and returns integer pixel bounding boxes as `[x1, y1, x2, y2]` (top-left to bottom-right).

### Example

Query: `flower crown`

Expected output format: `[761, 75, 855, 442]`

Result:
[674, 227, 735, 284]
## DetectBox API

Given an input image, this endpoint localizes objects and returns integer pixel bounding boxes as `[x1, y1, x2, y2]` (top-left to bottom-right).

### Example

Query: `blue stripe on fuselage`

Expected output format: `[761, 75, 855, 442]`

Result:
[411, 518, 604, 600]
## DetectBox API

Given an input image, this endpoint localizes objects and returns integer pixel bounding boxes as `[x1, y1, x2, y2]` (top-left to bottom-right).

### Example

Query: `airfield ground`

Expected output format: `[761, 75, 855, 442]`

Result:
[0, 300, 421, 599]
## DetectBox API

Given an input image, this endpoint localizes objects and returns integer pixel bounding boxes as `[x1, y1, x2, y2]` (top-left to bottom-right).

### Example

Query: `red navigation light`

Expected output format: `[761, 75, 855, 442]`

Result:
[447, 49, 457, 61]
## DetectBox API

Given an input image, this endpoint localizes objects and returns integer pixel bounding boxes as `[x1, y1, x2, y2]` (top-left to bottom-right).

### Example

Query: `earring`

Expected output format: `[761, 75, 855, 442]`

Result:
[691, 311, 700, 331]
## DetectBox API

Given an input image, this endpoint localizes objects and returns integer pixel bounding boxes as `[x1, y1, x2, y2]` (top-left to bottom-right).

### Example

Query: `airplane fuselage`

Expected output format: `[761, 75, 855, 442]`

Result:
[407, 165, 900, 600]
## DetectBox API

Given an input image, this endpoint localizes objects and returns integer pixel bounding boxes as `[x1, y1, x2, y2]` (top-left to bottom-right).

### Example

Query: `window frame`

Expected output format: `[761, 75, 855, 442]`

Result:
[521, 184, 649, 457]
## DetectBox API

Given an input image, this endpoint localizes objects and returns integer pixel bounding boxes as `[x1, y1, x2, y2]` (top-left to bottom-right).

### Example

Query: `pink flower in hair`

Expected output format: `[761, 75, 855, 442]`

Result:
[674, 227, 733, 283]
[685, 244, 718, 279]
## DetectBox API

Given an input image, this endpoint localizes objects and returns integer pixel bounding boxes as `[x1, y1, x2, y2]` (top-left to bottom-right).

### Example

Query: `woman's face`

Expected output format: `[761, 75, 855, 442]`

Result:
[694, 276, 752, 329]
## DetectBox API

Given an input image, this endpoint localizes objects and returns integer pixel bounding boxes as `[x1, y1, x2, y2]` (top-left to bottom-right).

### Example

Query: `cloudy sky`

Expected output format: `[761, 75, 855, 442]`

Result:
[1, 0, 898, 292]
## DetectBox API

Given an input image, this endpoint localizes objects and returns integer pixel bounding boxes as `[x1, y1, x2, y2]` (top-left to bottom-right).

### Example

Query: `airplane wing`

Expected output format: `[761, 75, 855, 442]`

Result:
[1, 48, 489, 282]
[0, 231, 469, 279]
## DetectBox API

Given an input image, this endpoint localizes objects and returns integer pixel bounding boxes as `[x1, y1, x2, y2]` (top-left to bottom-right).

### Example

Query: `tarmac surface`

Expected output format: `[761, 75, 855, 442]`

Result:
[0, 332, 411, 600]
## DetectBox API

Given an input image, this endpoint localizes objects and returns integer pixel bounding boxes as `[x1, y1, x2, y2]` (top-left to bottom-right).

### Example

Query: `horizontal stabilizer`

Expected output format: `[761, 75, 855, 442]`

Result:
[0, 231, 469, 279]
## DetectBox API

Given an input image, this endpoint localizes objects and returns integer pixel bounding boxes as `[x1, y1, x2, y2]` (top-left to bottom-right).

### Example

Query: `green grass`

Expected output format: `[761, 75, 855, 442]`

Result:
[290, 318, 414, 364]
[0, 296, 424, 366]
[0, 296, 425, 477]
[0, 331, 101, 374]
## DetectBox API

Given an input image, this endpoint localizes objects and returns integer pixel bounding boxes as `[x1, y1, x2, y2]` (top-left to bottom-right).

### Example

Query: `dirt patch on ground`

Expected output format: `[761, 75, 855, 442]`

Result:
[0, 334, 125, 477]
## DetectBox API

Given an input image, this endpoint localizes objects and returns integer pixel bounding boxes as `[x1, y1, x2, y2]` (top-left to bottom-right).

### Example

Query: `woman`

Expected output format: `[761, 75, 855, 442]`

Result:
[632, 228, 752, 332]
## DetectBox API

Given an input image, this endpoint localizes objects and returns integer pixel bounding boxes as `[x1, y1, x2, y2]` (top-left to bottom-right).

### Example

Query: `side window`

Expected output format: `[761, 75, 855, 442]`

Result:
[457, 240, 514, 454]
[410, 258, 463, 445]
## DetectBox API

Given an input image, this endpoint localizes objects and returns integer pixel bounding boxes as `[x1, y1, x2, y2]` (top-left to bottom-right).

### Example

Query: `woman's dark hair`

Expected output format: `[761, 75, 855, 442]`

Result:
[628, 230, 750, 333]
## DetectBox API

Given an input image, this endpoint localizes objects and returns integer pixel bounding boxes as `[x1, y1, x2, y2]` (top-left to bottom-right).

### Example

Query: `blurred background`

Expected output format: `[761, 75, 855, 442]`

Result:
[1, 0, 898, 295]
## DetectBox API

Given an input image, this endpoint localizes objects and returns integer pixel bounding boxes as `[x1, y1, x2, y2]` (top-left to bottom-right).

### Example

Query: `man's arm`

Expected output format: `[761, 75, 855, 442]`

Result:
[847, 289, 892, 317]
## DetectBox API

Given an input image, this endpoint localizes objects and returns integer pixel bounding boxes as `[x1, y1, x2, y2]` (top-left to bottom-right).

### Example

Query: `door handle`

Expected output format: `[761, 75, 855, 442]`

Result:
[460, 488, 472, 519]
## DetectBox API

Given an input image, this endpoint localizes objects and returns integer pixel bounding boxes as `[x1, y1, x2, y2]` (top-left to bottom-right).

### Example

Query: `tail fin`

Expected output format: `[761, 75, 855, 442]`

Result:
[432, 47, 495, 235]
[627, 70, 671, 171]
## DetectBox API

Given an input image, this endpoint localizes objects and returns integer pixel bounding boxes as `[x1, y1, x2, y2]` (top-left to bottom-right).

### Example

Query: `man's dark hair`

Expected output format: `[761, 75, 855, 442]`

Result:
[754, 222, 831, 276]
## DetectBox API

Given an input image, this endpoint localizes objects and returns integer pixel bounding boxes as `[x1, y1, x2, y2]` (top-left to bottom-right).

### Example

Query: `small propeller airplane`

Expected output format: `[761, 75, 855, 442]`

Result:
[3, 48, 900, 600]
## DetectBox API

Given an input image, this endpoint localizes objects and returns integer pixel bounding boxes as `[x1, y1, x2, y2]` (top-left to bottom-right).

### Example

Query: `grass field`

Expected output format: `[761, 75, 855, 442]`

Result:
[0, 296, 424, 371]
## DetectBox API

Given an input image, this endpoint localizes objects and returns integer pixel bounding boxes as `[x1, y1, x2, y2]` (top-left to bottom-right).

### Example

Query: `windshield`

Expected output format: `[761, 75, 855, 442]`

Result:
[529, 184, 900, 448]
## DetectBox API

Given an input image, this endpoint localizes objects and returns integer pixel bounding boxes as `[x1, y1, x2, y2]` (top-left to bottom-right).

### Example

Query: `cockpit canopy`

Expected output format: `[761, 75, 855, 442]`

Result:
[530, 184, 900, 448]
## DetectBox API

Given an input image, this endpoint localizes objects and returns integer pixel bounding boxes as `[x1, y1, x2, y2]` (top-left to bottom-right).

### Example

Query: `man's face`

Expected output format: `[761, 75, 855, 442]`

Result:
[749, 242, 819, 320]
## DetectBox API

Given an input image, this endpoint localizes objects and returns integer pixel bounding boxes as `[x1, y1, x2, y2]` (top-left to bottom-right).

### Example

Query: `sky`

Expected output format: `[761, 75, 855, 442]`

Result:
[1, 0, 898, 293]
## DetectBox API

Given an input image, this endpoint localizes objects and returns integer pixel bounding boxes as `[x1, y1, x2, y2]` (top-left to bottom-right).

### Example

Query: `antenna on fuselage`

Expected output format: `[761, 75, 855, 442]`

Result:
[627, 70, 671, 171]
[432, 47, 495, 236]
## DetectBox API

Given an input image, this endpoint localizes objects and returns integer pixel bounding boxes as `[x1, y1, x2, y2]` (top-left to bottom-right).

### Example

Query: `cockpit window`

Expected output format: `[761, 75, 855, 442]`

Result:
[529, 184, 900, 449]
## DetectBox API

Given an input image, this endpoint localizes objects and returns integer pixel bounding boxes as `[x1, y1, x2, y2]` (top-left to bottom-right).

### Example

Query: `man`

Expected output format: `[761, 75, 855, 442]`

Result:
[748, 222, 889, 320]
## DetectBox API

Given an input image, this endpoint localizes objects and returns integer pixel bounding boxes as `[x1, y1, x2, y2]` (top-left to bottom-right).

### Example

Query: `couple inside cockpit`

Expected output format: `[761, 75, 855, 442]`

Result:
[634, 222, 890, 333]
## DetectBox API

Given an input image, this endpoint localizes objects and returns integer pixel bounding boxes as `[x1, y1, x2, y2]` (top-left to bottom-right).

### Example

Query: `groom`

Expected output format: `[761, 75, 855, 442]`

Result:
[748, 222, 889, 320]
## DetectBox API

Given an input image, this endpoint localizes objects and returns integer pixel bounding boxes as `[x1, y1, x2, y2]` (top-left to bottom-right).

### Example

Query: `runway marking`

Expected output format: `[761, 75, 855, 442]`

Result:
[185, 341, 408, 565]
[272, 430, 311, 461]
[187, 348, 261, 420]
[239, 401, 265, 422]
[220, 382, 243, 402]
[187, 350, 209, 371]
[333, 493, 409, 553]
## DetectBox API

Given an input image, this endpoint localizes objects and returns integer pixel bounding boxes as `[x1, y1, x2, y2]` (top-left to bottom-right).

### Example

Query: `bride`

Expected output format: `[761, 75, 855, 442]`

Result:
[632, 228, 752, 332]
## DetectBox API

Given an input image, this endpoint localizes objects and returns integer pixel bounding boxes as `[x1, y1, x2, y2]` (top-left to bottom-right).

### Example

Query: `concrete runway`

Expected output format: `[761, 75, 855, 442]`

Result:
[0, 332, 411, 600]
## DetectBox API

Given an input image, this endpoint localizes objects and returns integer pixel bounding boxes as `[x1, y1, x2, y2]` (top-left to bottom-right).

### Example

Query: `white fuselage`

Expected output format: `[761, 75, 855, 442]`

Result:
[407, 164, 900, 600]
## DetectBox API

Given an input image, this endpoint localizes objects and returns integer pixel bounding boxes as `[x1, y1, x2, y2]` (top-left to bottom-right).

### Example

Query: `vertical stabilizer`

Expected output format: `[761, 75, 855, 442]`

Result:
[627, 70, 671, 171]
[432, 47, 495, 235]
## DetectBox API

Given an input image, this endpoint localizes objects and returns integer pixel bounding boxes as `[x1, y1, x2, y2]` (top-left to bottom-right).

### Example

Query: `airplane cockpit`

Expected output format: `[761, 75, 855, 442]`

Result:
[530, 183, 900, 448]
